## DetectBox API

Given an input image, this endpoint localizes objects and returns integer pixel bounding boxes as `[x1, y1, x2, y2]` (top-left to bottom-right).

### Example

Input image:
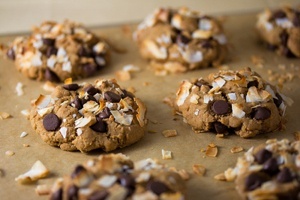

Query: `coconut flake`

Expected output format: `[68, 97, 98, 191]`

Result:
[194, 109, 200, 116]
[203, 94, 213, 104]
[15, 160, 49, 184]
[264, 22, 274, 31]
[76, 128, 83, 136]
[183, 51, 203, 63]
[93, 42, 106, 53]
[189, 94, 199, 104]
[21, 109, 30, 117]
[31, 52, 43, 66]
[213, 34, 227, 45]
[135, 172, 151, 183]
[57, 47, 66, 57]
[59, 127, 67, 139]
[162, 149, 172, 160]
[123, 64, 140, 72]
[199, 19, 212, 30]
[20, 132, 28, 138]
[16, 82, 24, 96]
[110, 110, 133, 125]
[232, 104, 245, 118]
[62, 61, 72, 72]
[156, 34, 171, 44]
[228, 93, 237, 101]
[35, 95, 52, 109]
[75, 117, 92, 128]
[176, 81, 192, 106]
[37, 106, 54, 117]
[275, 18, 293, 28]
[265, 85, 276, 98]
[97, 175, 117, 188]
[246, 87, 262, 103]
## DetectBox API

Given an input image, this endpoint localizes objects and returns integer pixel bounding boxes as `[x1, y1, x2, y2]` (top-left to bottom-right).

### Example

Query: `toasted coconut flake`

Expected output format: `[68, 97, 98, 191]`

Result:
[97, 175, 117, 188]
[183, 51, 203, 63]
[120, 99, 133, 112]
[115, 70, 131, 81]
[189, 94, 199, 104]
[43, 81, 57, 92]
[110, 110, 133, 126]
[206, 144, 218, 157]
[192, 164, 206, 176]
[20, 132, 28, 138]
[64, 78, 73, 84]
[214, 173, 227, 181]
[35, 95, 52, 109]
[76, 128, 83, 136]
[75, 117, 92, 128]
[144, 40, 167, 59]
[59, 127, 67, 139]
[203, 94, 213, 104]
[162, 149, 172, 160]
[162, 129, 177, 137]
[294, 131, 300, 141]
[135, 172, 151, 183]
[280, 93, 293, 106]
[135, 98, 146, 127]
[227, 93, 237, 101]
[35, 184, 51, 196]
[15, 82, 24, 96]
[37, 106, 54, 117]
[15, 160, 49, 184]
[230, 146, 244, 153]
[123, 64, 140, 72]
[232, 104, 245, 118]
[216, 134, 224, 138]
[83, 101, 100, 114]
[21, 109, 30, 117]
[176, 81, 192, 106]
[194, 109, 200, 116]
[192, 30, 212, 39]
[0, 112, 11, 119]
[5, 150, 15, 156]
[212, 77, 226, 88]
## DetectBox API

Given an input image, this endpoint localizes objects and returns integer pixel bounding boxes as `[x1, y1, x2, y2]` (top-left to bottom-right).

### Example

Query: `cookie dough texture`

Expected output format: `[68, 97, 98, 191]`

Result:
[174, 68, 292, 138]
[134, 7, 227, 75]
[6, 20, 110, 82]
[256, 6, 300, 58]
[30, 79, 147, 152]
[49, 154, 186, 200]
[224, 139, 300, 200]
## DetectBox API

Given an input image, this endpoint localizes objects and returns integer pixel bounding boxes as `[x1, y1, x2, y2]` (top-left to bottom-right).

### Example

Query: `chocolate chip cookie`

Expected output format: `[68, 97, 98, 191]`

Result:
[134, 7, 227, 75]
[223, 139, 300, 200]
[30, 79, 147, 152]
[256, 6, 300, 58]
[49, 153, 186, 200]
[174, 68, 292, 138]
[5, 20, 110, 82]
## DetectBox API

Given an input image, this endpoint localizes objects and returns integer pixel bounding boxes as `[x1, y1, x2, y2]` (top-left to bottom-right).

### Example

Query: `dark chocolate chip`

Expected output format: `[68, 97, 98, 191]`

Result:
[263, 158, 279, 175]
[63, 83, 79, 91]
[254, 149, 272, 164]
[121, 89, 134, 99]
[50, 188, 63, 200]
[279, 31, 288, 46]
[86, 95, 97, 103]
[90, 118, 107, 133]
[67, 185, 79, 200]
[271, 10, 286, 20]
[245, 173, 267, 191]
[273, 93, 283, 107]
[46, 46, 58, 58]
[98, 107, 111, 119]
[119, 174, 135, 189]
[282, 47, 296, 58]
[7, 48, 15, 60]
[104, 91, 121, 103]
[88, 191, 109, 200]
[247, 80, 259, 88]
[211, 100, 230, 115]
[267, 44, 277, 51]
[94, 56, 106, 67]
[147, 181, 169, 195]
[200, 40, 212, 48]
[85, 86, 99, 96]
[74, 96, 83, 110]
[42, 38, 55, 46]
[195, 79, 209, 88]
[82, 63, 98, 77]
[43, 113, 61, 131]
[277, 167, 294, 183]
[252, 107, 271, 120]
[176, 34, 190, 45]
[71, 165, 86, 179]
[78, 46, 93, 57]
[45, 68, 60, 82]
[213, 122, 228, 134]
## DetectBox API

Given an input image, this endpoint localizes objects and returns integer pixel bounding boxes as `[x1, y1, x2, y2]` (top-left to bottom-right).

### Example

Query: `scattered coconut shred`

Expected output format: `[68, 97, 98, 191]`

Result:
[15, 160, 49, 184]
[0, 112, 11, 119]
[162, 149, 172, 160]
[15, 82, 24, 96]
[115, 64, 141, 81]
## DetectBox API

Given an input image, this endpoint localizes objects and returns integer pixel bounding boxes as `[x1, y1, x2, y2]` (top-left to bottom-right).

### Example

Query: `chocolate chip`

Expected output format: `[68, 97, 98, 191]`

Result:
[273, 93, 283, 107]
[247, 80, 258, 88]
[104, 91, 121, 103]
[74, 96, 83, 110]
[245, 173, 267, 191]
[121, 89, 134, 99]
[277, 167, 294, 183]
[263, 158, 279, 175]
[195, 79, 209, 88]
[82, 95, 97, 104]
[90, 118, 107, 133]
[78, 46, 93, 57]
[252, 107, 271, 120]
[82, 63, 98, 77]
[88, 191, 109, 200]
[254, 149, 272, 164]
[63, 83, 79, 91]
[43, 113, 61, 131]
[85, 86, 99, 96]
[211, 100, 230, 115]
[94, 56, 106, 67]
[176, 34, 190, 45]
[279, 31, 288, 46]
[67, 185, 78, 200]
[50, 188, 62, 200]
[119, 174, 135, 189]
[7, 48, 15, 60]
[282, 47, 296, 58]
[200, 40, 212, 48]
[293, 12, 300, 27]
[45, 68, 60, 82]
[46, 46, 58, 58]
[98, 107, 111, 119]
[42, 38, 55, 46]
[271, 10, 286, 20]
[71, 165, 86, 179]
[213, 122, 228, 134]
[147, 181, 169, 195]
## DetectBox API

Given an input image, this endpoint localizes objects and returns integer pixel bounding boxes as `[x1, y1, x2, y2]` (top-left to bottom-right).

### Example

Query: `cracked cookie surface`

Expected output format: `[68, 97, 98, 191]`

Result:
[174, 68, 292, 138]
[30, 79, 147, 152]
[49, 153, 186, 200]
[5, 20, 110, 82]
[134, 7, 227, 75]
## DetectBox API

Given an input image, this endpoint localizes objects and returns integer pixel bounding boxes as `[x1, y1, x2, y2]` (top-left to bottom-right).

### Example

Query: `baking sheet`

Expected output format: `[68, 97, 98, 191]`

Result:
[0, 13, 300, 200]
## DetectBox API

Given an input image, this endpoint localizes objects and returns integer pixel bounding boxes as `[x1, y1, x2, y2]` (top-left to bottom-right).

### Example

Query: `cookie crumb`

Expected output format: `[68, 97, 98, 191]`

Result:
[214, 172, 227, 181]
[294, 131, 300, 141]
[23, 144, 30, 147]
[115, 70, 131, 81]
[192, 164, 206, 176]
[216, 134, 224, 138]
[0, 112, 11, 119]
[143, 82, 150, 86]
[21, 109, 30, 117]
[162, 129, 177, 137]
[43, 81, 57, 92]
[5, 150, 15, 156]
[15, 82, 24, 96]
[251, 55, 264, 68]
[230, 146, 244, 153]
[35, 184, 51, 196]
[169, 167, 190, 180]
[163, 96, 174, 107]
[205, 143, 218, 157]
[162, 149, 172, 160]
[123, 64, 140, 72]
[0, 169, 4, 177]
[15, 160, 49, 184]
[20, 132, 28, 138]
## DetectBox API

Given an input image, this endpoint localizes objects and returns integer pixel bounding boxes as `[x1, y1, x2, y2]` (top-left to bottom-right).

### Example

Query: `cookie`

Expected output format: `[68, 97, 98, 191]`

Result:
[29, 79, 147, 152]
[224, 139, 300, 200]
[5, 20, 110, 82]
[134, 7, 227, 75]
[49, 153, 186, 200]
[174, 68, 292, 138]
[256, 6, 300, 58]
